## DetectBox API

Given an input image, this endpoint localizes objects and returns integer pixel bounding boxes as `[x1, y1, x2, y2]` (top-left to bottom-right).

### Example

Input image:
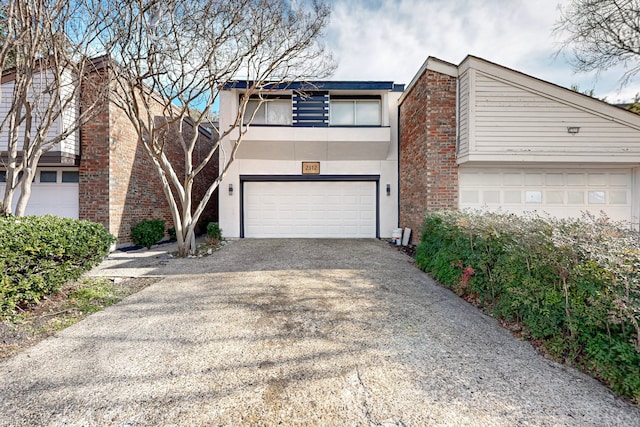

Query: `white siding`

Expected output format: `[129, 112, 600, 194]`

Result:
[457, 70, 470, 157]
[0, 69, 79, 156]
[459, 66, 640, 163]
[58, 69, 80, 156]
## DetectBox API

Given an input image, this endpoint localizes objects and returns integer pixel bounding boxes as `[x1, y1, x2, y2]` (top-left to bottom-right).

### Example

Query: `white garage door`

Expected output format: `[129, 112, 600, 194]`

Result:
[0, 168, 79, 218]
[244, 181, 376, 238]
[459, 167, 634, 223]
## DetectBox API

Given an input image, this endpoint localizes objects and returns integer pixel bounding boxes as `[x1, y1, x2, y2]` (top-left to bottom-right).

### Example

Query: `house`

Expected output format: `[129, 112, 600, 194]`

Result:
[399, 55, 640, 242]
[0, 58, 218, 244]
[218, 81, 404, 238]
[7, 53, 639, 245]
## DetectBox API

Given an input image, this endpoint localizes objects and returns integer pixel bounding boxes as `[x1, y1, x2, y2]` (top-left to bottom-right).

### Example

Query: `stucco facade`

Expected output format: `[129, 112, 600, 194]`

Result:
[218, 81, 403, 239]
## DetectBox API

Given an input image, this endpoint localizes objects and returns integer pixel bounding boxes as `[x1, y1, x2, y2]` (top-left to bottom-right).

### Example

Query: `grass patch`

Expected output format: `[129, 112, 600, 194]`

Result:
[0, 276, 157, 360]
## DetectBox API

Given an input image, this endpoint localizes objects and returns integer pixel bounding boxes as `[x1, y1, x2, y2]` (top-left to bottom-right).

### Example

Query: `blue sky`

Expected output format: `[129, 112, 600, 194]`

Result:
[324, 0, 640, 103]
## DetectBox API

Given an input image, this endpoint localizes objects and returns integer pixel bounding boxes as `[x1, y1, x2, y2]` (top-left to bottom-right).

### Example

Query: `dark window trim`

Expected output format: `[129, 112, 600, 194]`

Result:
[239, 174, 380, 239]
[61, 171, 80, 183]
[39, 170, 58, 183]
[242, 96, 293, 126]
[240, 94, 293, 101]
[328, 97, 383, 127]
[329, 95, 382, 100]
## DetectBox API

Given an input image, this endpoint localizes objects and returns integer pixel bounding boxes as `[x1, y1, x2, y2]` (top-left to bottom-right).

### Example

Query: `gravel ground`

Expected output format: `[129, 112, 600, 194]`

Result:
[1, 239, 638, 426]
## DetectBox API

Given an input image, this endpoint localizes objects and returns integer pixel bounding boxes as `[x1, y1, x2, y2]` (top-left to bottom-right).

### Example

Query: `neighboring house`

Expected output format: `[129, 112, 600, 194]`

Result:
[400, 55, 640, 242]
[0, 65, 82, 218]
[218, 81, 404, 238]
[7, 53, 640, 245]
[0, 58, 218, 244]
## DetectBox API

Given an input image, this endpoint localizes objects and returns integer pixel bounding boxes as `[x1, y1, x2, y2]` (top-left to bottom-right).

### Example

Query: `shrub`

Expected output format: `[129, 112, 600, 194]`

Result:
[167, 226, 176, 241]
[0, 215, 115, 316]
[206, 222, 222, 241]
[131, 219, 165, 249]
[415, 210, 640, 403]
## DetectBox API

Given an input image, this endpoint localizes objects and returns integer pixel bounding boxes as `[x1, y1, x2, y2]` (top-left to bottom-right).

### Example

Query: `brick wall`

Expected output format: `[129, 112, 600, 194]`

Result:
[107, 102, 175, 243]
[399, 69, 458, 243]
[184, 124, 219, 232]
[79, 67, 218, 245]
[78, 69, 111, 230]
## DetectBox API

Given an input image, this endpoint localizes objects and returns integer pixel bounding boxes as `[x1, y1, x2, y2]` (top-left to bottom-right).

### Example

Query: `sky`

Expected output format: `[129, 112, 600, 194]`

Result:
[323, 0, 640, 104]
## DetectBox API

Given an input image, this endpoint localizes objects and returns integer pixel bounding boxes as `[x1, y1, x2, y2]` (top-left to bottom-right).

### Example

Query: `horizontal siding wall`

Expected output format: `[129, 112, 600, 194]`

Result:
[0, 70, 79, 156]
[457, 71, 470, 157]
[58, 70, 80, 156]
[470, 72, 640, 159]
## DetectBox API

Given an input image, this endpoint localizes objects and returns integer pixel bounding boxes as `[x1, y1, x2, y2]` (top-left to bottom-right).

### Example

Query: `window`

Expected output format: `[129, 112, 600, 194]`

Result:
[40, 171, 57, 183]
[525, 191, 542, 203]
[243, 97, 292, 125]
[329, 99, 381, 126]
[0, 171, 5, 183]
[62, 171, 79, 183]
[588, 191, 606, 204]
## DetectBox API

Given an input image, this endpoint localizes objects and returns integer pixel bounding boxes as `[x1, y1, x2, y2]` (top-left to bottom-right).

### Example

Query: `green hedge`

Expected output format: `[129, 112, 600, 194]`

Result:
[131, 219, 165, 249]
[0, 215, 115, 315]
[415, 210, 640, 403]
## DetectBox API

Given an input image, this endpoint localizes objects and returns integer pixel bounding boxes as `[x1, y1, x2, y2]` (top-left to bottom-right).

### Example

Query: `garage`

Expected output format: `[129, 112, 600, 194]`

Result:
[0, 168, 79, 218]
[458, 167, 635, 224]
[242, 177, 378, 238]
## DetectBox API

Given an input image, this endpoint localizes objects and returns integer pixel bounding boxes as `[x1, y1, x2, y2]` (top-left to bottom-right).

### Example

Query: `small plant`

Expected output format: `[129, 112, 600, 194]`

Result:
[167, 226, 176, 241]
[131, 219, 165, 249]
[206, 222, 222, 243]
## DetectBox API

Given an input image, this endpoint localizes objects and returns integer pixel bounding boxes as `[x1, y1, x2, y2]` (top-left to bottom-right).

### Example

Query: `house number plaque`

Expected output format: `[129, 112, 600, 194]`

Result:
[302, 161, 320, 175]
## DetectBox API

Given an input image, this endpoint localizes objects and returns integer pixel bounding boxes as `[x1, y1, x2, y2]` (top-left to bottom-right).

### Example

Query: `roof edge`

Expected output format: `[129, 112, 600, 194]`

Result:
[398, 57, 458, 105]
[223, 81, 398, 91]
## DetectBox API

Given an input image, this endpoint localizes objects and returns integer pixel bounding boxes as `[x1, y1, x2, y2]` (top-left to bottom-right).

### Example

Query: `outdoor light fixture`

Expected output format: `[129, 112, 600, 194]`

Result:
[386, 184, 391, 196]
[567, 126, 580, 135]
[229, 183, 233, 195]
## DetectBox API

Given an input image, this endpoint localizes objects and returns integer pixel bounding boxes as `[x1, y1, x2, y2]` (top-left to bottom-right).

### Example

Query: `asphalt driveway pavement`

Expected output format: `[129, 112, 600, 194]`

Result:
[1, 239, 639, 426]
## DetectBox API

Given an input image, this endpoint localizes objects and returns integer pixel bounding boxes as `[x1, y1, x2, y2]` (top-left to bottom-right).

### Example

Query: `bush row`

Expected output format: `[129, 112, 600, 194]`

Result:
[415, 210, 640, 402]
[0, 215, 115, 315]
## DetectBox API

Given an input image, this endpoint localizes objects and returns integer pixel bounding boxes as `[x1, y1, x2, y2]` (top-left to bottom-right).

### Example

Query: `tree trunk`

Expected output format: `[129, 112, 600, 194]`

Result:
[14, 166, 37, 216]
[1, 177, 15, 215]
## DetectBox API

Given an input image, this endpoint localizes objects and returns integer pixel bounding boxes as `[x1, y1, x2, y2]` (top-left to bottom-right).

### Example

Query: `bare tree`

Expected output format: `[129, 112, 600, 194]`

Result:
[96, 0, 334, 256]
[556, 0, 640, 86]
[0, 0, 111, 216]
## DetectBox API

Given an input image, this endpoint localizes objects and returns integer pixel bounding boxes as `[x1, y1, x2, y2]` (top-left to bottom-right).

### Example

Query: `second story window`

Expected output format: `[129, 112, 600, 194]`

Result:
[329, 98, 381, 126]
[243, 96, 292, 125]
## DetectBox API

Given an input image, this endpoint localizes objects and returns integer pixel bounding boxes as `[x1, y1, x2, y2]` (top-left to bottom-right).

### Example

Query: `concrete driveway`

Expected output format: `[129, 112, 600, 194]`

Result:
[1, 239, 638, 426]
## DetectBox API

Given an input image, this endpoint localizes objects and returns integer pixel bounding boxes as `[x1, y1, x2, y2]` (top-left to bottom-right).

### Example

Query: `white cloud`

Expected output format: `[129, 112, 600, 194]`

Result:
[325, 0, 640, 103]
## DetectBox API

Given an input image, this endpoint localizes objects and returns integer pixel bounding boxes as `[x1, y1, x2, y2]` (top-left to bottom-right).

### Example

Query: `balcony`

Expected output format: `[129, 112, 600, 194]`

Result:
[232, 125, 392, 161]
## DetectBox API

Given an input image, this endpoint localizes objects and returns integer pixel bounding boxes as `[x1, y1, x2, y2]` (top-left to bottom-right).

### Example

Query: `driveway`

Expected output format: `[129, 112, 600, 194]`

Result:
[0, 239, 638, 426]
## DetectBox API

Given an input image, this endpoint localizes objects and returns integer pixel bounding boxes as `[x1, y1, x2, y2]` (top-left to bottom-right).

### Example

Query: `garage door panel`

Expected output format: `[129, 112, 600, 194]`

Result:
[459, 168, 633, 223]
[0, 174, 78, 218]
[244, 181, 376, 238]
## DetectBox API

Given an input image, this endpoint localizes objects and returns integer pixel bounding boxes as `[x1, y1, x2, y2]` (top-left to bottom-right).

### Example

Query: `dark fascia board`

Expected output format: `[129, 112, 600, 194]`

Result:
[224, 81, 398, 91]
[240, 174, 379, 182]
[182, 116, 219, 139]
